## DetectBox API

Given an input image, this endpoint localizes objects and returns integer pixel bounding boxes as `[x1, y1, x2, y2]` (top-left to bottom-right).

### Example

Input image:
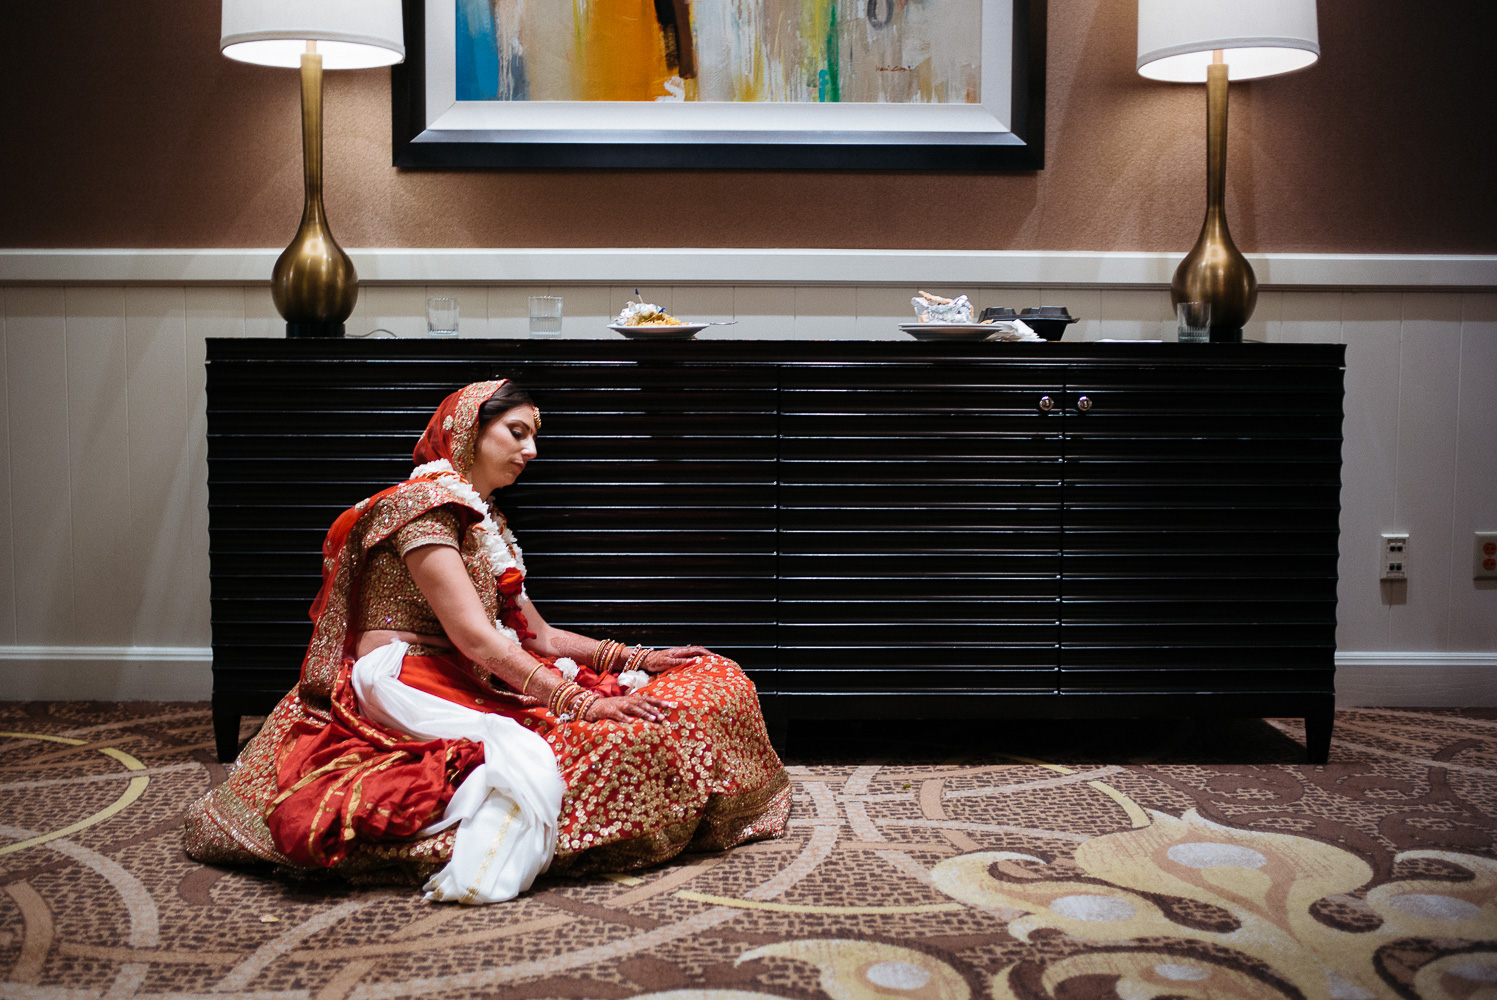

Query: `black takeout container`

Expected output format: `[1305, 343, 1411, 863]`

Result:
[1018, 306, 1079, 341]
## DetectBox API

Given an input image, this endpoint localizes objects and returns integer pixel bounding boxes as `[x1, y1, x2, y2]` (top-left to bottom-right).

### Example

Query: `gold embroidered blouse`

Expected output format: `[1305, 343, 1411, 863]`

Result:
[352, 506, 498, 638]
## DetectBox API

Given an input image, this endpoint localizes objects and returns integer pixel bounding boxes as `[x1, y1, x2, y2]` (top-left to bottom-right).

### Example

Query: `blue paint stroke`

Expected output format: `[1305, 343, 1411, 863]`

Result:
[456, 0, 499, 101]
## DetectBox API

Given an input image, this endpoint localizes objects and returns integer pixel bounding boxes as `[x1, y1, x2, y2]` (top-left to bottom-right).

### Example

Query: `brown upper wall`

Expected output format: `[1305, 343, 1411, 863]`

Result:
[2, 1, 1492, 253]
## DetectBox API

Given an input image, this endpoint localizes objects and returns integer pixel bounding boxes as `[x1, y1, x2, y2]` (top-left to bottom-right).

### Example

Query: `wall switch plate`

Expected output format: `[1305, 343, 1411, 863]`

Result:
[1476, 531, 1497, 579]
[1381, 532, 1410, 580]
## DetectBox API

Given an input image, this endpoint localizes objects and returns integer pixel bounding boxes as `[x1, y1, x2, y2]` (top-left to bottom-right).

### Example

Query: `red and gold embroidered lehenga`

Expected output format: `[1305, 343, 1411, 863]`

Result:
[184, 381, 791, 895]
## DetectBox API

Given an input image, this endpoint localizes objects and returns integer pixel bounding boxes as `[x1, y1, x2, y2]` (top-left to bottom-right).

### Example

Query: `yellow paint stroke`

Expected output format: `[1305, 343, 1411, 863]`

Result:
[0, 731, 150, 857]
[576, 0, 673, 101]
[674, 890, 964, 915]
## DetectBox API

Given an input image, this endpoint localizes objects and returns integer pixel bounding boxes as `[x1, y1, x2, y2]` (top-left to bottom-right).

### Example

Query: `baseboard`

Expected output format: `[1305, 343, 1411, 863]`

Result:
[1333, 652, 1497, 708]
[2, 646, 1491, 707]
[2, 248, 1495, 289]
[0, 645, 213, 700]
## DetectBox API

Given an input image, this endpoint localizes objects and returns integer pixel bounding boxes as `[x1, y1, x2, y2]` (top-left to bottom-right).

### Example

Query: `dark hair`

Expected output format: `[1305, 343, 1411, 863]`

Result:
[477, 379, 537, 428]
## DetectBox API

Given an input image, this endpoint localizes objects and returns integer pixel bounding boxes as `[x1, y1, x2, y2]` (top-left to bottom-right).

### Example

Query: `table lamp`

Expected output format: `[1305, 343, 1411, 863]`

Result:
[1137, 1, 1318, 342]
[221, 0, 404, 338]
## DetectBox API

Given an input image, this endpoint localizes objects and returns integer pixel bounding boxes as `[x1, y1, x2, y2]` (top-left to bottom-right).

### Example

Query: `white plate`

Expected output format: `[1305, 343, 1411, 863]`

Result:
[898, 323, 1041, 342]
[608, 323, 708, 340]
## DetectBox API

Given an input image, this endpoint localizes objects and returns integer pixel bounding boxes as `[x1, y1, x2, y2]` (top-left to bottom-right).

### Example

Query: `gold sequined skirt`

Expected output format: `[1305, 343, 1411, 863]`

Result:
[183, 654, 790, 884]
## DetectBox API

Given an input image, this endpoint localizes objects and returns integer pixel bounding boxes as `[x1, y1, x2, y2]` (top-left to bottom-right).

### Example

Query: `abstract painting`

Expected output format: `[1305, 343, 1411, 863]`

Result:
[455, 0, 983, 106]
[393, 0, 1044, 168]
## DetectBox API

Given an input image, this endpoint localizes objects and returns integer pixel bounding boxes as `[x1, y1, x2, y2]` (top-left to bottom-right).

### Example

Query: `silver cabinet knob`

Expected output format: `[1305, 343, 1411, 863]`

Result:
[1038, 395, 1054, 412]
[1076, 395, 1093, 412]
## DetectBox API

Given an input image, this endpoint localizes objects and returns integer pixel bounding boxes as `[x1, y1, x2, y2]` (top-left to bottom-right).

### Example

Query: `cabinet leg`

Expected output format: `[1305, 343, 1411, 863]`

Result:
[212, 702, 242, 763]
[1304, 710, 1334, 764]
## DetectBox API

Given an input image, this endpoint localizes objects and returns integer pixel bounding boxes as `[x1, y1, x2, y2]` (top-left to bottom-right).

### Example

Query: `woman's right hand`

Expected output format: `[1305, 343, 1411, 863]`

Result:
[583, 693, 676, 724]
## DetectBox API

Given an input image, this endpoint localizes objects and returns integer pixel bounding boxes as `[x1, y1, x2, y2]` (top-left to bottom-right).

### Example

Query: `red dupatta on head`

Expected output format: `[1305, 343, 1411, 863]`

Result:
[298, 380, 510, 701]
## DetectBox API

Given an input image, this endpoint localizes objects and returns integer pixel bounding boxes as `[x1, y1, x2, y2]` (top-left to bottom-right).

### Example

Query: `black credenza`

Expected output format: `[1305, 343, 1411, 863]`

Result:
[206, 339, 1344, 761]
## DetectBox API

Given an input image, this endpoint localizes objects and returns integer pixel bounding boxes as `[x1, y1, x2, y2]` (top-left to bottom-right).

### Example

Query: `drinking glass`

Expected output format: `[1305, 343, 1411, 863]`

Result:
[529, 296, 563, 335]
[426, 296, 459, 337]
[1176, 301, 1211, 343]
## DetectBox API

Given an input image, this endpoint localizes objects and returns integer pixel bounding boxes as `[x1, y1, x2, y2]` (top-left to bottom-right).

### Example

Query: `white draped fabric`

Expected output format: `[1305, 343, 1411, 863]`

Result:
[350, 640, 565, 904]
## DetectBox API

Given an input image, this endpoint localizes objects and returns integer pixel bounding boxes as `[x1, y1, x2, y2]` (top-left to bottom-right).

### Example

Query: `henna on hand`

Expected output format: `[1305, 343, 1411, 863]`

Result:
[643, 645, 711, 673]
[583, 693, 677, 724]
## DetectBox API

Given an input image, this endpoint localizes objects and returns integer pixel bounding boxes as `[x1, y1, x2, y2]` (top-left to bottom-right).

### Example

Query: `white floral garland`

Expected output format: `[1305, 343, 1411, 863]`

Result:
[540, 656, 645, 692]
[411, 459, 649, 695]
[412, 458, 528, 632]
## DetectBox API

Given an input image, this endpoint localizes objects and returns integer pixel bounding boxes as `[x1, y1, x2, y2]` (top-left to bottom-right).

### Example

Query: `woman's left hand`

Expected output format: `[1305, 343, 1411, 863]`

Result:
[584, 693, 676, 724]
[642, 645, 710, 673]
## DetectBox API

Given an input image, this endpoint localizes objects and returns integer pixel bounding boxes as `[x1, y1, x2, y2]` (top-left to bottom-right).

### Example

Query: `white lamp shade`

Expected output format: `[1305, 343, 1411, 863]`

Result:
[1137, 0, 1318, 82]
[222, 0, 404, 69]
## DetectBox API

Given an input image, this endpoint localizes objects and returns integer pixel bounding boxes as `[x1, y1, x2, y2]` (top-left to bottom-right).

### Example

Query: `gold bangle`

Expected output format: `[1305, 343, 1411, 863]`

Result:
[548, 680, 576, 717]
[626, 645, 650, 674]
[521, 662, 545, 696]
[592, 638, 610, 671]
[559, 684, 591, 722]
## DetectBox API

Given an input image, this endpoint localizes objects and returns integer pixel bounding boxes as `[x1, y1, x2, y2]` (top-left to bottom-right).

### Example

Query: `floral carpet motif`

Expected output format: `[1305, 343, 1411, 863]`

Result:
[1, 704, 1494, 1000]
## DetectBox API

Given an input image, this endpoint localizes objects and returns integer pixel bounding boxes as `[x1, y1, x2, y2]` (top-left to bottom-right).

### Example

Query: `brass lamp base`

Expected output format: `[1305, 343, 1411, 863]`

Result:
[1171, 60, 1256, 342]
[272, 47, 357, 339]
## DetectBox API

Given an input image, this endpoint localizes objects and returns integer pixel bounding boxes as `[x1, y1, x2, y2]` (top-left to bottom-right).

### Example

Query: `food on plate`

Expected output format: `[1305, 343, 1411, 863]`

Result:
[616, 300, 686, 326]
[910, 290, 976, 324]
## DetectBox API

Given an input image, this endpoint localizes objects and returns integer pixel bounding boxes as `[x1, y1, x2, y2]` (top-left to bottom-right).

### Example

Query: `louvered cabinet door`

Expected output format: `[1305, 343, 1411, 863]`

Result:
[773, 359, 1066, 711]
[1058, 357, 1343, 701]
[496, 358, 779, 673]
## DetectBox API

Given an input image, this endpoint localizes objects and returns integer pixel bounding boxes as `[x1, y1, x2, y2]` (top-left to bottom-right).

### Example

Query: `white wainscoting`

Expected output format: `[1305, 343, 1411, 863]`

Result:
[2, 251, 1494, 707]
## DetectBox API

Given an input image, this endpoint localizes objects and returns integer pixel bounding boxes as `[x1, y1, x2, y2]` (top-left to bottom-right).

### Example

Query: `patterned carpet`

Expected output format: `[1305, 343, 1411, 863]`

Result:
[2, 704, 1494, 1000]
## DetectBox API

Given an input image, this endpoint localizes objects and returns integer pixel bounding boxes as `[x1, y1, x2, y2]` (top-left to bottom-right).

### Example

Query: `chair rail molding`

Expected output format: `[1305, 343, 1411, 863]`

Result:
[2, 248, 1495, 289]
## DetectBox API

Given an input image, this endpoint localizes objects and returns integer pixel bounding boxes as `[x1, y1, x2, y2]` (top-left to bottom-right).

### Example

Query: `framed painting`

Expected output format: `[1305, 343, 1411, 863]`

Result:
[392, 0, 1045, 170]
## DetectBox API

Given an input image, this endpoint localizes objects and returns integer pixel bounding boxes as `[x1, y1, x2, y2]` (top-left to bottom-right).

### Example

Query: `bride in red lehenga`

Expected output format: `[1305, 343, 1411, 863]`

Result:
[185, 379, 791, 903]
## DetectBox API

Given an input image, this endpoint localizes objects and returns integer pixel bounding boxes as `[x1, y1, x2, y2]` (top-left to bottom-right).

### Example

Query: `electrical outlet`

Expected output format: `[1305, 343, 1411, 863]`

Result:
[1476, 531, 1497, 579]
[1381, 533, 1409, 581]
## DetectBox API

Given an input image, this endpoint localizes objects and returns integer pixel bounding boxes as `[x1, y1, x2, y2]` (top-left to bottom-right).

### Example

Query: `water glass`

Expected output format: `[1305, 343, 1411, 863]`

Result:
[1176, 301, 1211, 343]
[529, 296, 563, 335]
[426, 296, 459, 337]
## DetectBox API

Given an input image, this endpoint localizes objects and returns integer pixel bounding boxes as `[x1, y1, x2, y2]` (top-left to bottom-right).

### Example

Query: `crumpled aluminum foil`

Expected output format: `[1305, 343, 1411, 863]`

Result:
[911, 294, 975, 324]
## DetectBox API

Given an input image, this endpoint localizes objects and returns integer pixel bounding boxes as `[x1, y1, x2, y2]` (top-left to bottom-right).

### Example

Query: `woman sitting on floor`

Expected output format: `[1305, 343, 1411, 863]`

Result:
[184, 379, 791, 903]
